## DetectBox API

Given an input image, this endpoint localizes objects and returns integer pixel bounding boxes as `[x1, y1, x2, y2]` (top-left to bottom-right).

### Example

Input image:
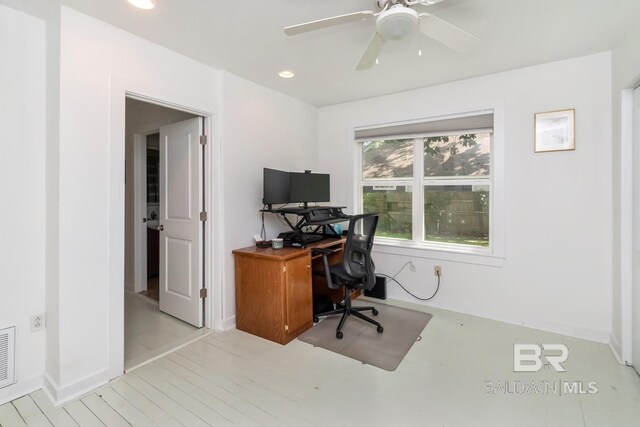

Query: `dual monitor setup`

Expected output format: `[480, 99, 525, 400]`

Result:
[262, 168, 350, 247]
[262, 168, 330, 209]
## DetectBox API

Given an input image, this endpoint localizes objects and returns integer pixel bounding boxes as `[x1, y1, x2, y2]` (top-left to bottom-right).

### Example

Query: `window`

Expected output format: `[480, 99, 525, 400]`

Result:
[357, 113, 494, 251]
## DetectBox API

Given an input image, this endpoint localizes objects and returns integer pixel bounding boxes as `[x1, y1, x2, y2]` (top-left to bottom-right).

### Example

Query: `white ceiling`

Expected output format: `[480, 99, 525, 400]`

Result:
[52, 0, 640, 106]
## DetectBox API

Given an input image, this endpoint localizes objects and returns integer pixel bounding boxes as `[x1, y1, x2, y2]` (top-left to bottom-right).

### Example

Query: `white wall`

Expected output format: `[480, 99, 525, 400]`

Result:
[47, 6, 220, 403]
[219, 71, 319, 327]
[611, 25, 640, 362]
[46, 7, 319, 403]
[0, 5, 46, 404]
[318, 52, 613, 343]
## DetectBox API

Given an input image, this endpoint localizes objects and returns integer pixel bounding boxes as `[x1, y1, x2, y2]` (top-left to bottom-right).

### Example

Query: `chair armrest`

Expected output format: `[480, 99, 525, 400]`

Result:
[311, 249, 336, 289]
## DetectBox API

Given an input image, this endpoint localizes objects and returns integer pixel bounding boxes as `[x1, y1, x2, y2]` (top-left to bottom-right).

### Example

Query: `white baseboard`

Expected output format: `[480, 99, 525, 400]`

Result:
[608, 333, 625, 365]
[364, 295, 611, 344]
[43, 368, 109, 407]
[0, 374, 43, 406]
[124, 281, 134, 292]
[220, 315, 236, 331]
[514, 317, 610, 344]
[125, 288, 159, 306]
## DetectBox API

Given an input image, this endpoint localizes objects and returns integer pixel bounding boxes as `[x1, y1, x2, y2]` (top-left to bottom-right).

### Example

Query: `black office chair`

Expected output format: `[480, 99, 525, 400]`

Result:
[312, 214, 383, 339]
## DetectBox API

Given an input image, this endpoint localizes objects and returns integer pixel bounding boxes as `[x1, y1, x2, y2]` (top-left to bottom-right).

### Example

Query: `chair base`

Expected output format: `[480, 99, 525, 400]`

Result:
[314, 288, 384, 339]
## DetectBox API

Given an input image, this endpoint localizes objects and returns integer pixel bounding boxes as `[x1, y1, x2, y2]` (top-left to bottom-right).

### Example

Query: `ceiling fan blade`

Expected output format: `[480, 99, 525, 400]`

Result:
[419, 14, 480, 53]
[356, 32, 386, 71]
[285, 11, 375, 36]
[408, 0, 445, 6]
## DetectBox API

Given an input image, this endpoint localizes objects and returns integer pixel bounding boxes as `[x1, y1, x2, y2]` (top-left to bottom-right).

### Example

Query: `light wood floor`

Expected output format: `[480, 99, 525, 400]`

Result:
[2, 299, 640, 426]
[124, 291, 208, 371]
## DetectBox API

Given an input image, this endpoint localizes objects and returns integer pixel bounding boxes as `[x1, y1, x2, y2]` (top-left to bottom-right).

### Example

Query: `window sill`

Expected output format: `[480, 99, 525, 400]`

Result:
[372, 238, 505, 267]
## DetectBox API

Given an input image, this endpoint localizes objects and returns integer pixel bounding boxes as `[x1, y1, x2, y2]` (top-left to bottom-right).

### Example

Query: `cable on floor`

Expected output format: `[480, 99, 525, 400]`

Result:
[376, 265, 440, 301]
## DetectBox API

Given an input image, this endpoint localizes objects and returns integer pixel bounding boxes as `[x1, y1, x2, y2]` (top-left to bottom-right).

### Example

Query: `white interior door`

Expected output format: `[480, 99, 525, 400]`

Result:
[159, 117, 204, 327]
[633, 86, 640, 374]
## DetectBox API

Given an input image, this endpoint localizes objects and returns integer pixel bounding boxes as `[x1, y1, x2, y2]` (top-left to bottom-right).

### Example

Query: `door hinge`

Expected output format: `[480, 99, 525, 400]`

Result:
[285, 324, 289, 332]
[200, 135, 207, 146]
[283, 266, 287, 273]
[200, 288, 207, 299]
[200, 211, 208, 221]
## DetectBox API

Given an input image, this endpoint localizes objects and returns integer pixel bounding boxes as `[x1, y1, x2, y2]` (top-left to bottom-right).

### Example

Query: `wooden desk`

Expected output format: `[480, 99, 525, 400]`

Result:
[232, 238, 346, 345]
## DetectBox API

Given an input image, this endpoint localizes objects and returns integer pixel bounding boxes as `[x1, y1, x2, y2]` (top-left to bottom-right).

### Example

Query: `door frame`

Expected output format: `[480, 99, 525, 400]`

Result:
[621, 84, 640, 368]
[133, 120, 190, 295]
[132, 129, 163, 295]
[108, 76, 222, 380]
[133, 133, 148, 294]
[632, 86, 640, 372]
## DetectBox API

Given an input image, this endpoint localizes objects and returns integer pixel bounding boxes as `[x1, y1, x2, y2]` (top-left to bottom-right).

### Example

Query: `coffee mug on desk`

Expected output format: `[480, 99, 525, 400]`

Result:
[271, 238, 284, 249]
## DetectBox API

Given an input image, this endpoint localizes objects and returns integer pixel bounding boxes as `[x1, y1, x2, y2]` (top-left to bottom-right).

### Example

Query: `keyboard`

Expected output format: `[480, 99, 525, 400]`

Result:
[305, 208, 350, 225]
[278, 231, 324, 245]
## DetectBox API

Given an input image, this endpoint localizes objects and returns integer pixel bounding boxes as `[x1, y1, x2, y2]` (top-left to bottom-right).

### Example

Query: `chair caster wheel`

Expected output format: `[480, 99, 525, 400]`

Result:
[313, 316, 319, 323]
[336, 331, 343, 339]
[372, 308, 379, 316]
[377, 326, 384, 333]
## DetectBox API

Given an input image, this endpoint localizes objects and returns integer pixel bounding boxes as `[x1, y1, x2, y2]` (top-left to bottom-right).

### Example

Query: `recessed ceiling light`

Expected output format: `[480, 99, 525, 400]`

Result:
[127, 0, 156, 9]
[279, 70, 295, 79]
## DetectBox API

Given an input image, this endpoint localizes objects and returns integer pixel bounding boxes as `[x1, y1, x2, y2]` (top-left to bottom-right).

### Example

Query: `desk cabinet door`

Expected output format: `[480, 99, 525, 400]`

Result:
[284, 256, 312, 335]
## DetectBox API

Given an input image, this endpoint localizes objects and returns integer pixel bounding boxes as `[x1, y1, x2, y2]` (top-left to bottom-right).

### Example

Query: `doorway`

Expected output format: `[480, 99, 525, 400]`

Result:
[124, 98, 209, 371]
[142, 133, 160, 300]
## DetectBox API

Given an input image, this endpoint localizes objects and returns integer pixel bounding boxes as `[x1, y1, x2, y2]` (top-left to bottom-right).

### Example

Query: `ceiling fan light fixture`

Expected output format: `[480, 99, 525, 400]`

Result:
[127, 0, 156, 10]
[376, 7, 418, 41]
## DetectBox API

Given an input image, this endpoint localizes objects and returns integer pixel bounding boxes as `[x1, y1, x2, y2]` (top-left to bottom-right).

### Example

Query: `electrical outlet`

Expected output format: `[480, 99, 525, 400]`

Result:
[31, 314, 45, 332]
[434, 266, 442, 277]
[409, 261, 416, 272]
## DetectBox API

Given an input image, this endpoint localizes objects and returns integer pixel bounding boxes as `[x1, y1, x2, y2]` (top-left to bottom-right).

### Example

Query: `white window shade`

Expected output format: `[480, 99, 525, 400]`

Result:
[355, 112, 493, 141]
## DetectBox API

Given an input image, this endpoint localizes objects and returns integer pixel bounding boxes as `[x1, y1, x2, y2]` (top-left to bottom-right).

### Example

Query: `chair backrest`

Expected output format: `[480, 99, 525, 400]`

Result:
[342, 214, 378, 290]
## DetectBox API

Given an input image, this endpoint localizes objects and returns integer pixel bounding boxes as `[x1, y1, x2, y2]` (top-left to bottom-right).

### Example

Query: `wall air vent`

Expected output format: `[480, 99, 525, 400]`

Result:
[0, 326, 16, 389]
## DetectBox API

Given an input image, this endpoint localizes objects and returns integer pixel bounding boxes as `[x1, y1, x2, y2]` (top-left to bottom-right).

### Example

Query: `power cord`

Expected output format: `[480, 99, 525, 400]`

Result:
[378, 263, 441, 301]
[262, 203, 291, 240]
[276, 213, 290, 228]
[260, 210, 267, 241]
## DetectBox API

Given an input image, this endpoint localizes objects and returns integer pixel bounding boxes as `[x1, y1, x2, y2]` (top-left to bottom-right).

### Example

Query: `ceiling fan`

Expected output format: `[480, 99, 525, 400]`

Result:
[284, 0, 480, 70]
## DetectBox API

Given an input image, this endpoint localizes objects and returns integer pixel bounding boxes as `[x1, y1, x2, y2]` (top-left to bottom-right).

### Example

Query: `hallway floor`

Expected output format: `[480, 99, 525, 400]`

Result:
[140, 276, 159, 301]
[124, 292, 207, 371]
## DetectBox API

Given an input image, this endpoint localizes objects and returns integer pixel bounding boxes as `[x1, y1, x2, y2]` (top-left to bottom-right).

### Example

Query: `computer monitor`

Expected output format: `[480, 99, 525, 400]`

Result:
[262, 168, 290, 207]
[289, 172, 330, 203]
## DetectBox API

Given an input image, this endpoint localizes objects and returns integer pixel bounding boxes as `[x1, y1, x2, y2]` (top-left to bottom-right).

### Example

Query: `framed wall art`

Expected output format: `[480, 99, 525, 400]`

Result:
[534, 109, 575, 153]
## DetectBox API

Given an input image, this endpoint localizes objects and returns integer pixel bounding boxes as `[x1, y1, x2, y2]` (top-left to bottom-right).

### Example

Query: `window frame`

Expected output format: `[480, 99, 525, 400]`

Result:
[353, 109, 505, 266]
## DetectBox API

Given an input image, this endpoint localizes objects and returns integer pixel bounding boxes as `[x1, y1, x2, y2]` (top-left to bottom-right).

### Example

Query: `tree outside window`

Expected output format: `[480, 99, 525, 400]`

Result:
[361, 132, 491, 247]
